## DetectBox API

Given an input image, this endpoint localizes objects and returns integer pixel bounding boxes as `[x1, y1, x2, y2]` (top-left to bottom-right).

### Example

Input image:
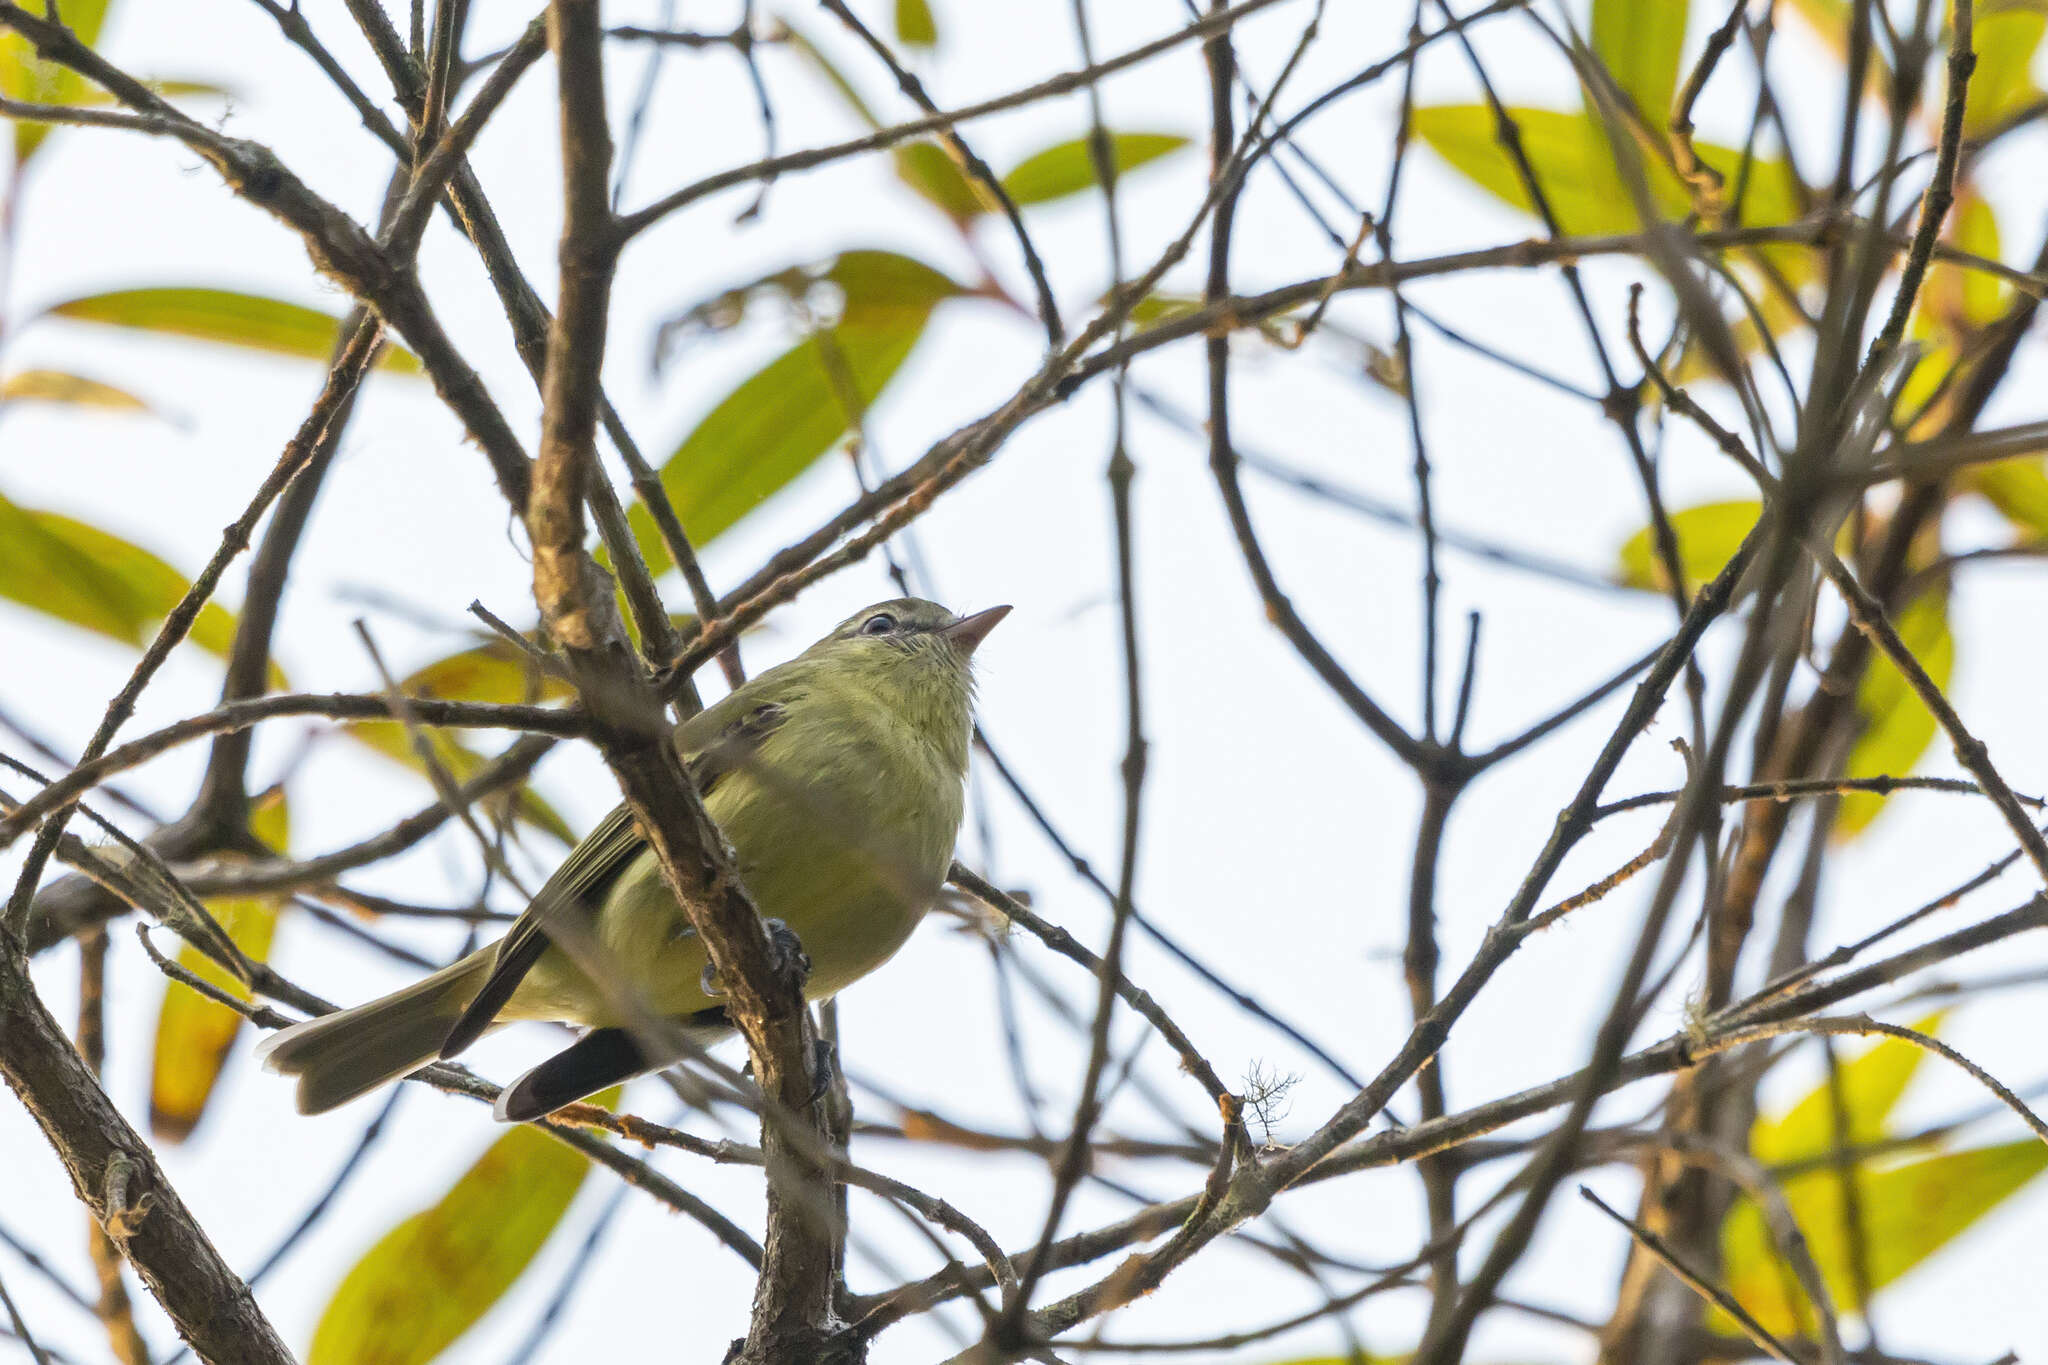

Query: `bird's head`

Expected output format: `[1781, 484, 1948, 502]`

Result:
[809, 598, 1011, 673]
[802, 600, 1009, 750]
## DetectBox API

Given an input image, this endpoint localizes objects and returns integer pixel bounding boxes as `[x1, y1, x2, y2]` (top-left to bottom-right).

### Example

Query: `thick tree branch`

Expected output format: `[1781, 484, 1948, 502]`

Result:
[0, 939, 293, 1365]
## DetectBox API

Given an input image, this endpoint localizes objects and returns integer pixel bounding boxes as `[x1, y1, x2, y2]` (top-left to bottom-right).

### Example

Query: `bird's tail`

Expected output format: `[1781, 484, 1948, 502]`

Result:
[256, 951, 492, 1115]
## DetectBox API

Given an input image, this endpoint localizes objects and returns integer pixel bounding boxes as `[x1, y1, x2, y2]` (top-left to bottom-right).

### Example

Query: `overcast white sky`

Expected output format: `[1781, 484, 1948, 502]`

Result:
[5, 1, 2048, 1362]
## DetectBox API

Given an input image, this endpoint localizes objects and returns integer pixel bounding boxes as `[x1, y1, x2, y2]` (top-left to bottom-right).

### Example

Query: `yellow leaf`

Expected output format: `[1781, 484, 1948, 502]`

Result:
[150, 790, 290, 1141]
[308, 1092, 619, 1365]
[1615, 500, 1761, 595]
[0, 368, 150, 413]
[1964, 2, 2046, 137]
[1965, 457, 2048, 540]
[0, 489, 263, 672]
[894, 0, 936, 47]
[340, 639, 575, 845]
[0, 0, 112, 163]
[1751, 1012, 1948, 1164]
[46, 288, 422, 373]
[1724, 1141, 2048, 1334]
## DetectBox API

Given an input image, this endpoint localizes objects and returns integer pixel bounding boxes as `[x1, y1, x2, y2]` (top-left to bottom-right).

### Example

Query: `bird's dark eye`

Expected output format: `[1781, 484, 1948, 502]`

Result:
[861, 613, 898, 636]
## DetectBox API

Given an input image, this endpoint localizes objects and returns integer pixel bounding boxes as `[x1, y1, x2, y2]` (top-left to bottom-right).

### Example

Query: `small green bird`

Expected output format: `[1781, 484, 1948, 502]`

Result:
[259, 598, 1008, 1121]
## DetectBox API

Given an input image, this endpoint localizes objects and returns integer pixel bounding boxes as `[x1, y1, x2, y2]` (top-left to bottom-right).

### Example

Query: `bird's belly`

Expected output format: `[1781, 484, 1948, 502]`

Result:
[507, 764, 954, 1027]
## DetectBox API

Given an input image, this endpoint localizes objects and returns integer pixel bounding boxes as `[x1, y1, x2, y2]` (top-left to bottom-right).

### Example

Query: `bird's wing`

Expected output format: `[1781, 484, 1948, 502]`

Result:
[438, 803, 645, 1058]
[437, 696, 794, 1059]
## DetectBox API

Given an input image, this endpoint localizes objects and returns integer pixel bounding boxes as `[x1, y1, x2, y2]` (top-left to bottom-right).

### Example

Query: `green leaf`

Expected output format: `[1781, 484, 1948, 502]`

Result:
[0, 0, 113, 164]
[660, 249, 965, 345]
[998, 132, 1190, 207]
[45, 288, 422, 373]
[1124, 292, 1207, 327]
[150, 790, 289, 1142]
[0, 368, 151, 414]
[1415, 105, 1640, 234]
[66, 77, 235, 107]
[0, 489, 246, 663]
[308, 1093, 618, 1365]
[1724, 1141, 2048, 1335]
[1965, 2, 2046, 137]
[893, 140, 988, 221]
[633, 252, 963, 571]
[1615, 499, 1760, 594]
[1837, 590, 1954, 836]
[895, 0, 936, 47]
[1591, 0, 1689, 123]
[341, 639, 575, 845]
[1751, 1012, 1948, 1164]
[1414, 105, 1803, 238]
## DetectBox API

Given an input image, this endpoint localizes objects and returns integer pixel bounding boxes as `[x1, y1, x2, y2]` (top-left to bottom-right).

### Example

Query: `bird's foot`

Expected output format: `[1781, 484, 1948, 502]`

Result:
[763, 917, 812, 989]
[698, 918, 811, 1000]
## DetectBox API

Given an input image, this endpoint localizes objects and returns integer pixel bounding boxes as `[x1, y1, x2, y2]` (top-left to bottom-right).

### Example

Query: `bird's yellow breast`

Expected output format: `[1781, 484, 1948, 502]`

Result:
[508, 673, 968, 1027]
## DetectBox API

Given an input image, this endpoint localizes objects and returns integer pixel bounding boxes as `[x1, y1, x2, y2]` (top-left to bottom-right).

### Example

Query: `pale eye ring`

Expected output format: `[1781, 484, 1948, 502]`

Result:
[861, 613, 898, 636]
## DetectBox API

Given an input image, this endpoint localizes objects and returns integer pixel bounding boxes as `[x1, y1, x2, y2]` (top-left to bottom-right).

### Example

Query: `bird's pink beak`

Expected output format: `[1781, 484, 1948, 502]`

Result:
[942, 605, 1011, 653]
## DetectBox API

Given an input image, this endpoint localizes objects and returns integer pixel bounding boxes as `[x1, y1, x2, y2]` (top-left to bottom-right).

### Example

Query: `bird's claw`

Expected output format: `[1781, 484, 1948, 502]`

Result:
[763, 917, 811, 987]
[698, 919, 810, 999]
[807, 1038, 839, 1108]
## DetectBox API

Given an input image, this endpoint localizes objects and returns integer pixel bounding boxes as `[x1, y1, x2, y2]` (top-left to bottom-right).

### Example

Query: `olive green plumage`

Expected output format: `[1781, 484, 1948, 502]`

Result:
[258, 598, 1007, 1119]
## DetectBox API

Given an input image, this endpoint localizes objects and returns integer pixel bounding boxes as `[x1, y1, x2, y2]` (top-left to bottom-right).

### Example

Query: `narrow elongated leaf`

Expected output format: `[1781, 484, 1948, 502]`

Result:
[45, 288, 422, 373]
[1615, 499, 1760, 595]
[1415, 105, 1639, 234]
[1125, 293, 1207, 327]
[71, 78, 234, 105]
[1414, 105, 1803, 238]
[1591, 0, 1689, 122]
[895, 0, 936, 47]
[0, 0, 112, 163]
[1751, 1012, 1947, 1164]
[1724, 1141, 2048, 1335]
[342, 639, 575, 845]
[659, 249, 964, 353]
[308, 1092, 619, 1365]
[1837, 590, 1954, 836]
[0, 490, 243, 661]
[0, 368, 151, 414]
[998, 132, 1190, 206]
[635, 252, 963, 572]
[634, 321, 930, 569]
[893, 140, 989, 221]
[150, 791, 289, 1141]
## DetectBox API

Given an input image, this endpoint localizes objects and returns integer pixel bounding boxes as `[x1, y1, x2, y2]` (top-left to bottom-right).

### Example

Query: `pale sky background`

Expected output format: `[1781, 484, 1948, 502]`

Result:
[4, 1, 2048, 1362]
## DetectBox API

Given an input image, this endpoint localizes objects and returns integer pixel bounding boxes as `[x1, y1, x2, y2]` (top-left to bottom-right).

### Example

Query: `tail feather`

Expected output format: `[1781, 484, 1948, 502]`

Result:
[496, 1008, 733, 1123]
[257, 953, 490, 1115]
